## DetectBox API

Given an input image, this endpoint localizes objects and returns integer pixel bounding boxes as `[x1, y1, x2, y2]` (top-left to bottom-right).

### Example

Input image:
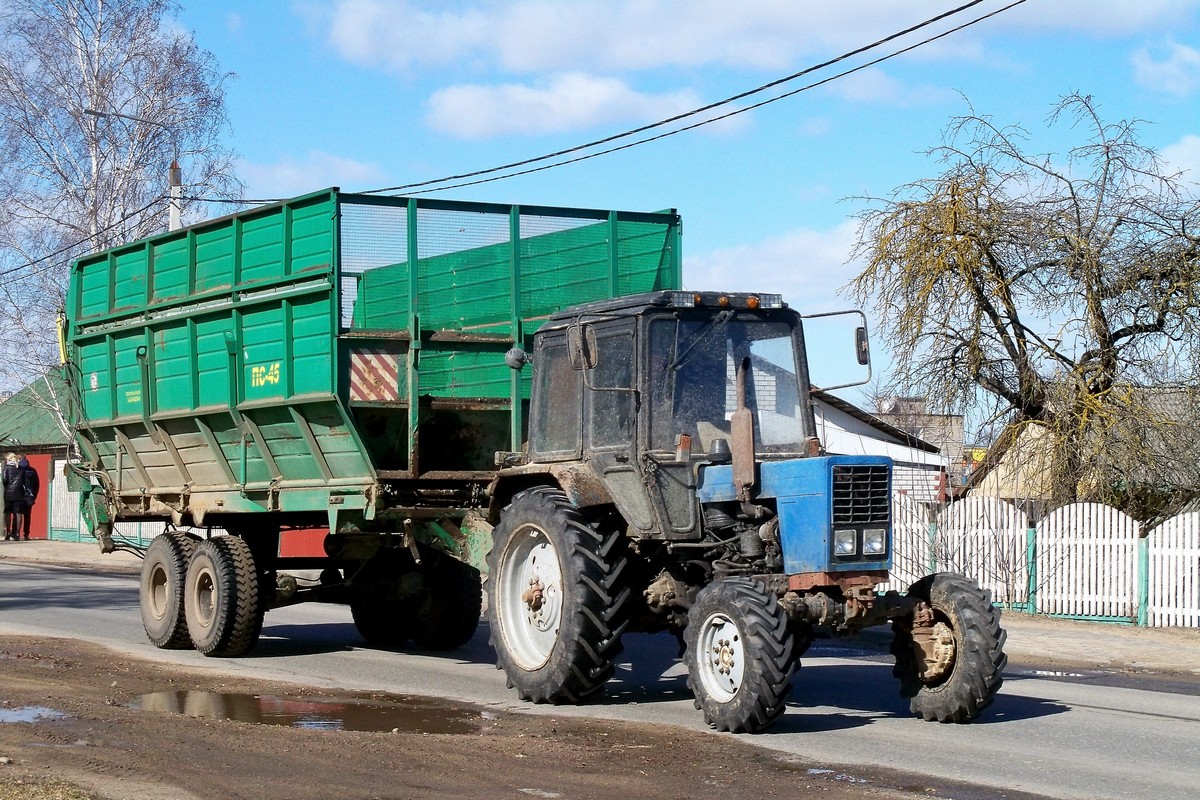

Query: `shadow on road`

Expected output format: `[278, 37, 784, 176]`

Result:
[255, 619, 498, 665]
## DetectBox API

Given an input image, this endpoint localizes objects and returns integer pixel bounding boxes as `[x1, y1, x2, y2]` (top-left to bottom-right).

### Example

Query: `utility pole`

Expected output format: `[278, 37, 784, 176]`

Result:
[84, 108, 181, 231]
[169, 159, 182, 231]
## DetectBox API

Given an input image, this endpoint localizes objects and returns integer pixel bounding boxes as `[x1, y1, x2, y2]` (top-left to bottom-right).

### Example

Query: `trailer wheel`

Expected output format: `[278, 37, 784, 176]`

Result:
[684, 578, 796, 733]
[140, 532, 197, 649]
[350, 598, 409, 648]
[410, 556, 483, 650]
[184, 536, 263, 657]
[892, 572, 1007, 723]
[488, 487, 631, 703]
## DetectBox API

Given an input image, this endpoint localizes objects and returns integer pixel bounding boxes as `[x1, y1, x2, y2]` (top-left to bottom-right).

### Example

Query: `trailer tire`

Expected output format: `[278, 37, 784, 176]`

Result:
[140, 532, 197, 649]
[684, 578, 796, 733]
[892, 572, 1007, 723]
[488, 487, 631, 704]
[410, 556, 483, 650]
[350, 598, 409, 648]
[184, 536, 263, 657]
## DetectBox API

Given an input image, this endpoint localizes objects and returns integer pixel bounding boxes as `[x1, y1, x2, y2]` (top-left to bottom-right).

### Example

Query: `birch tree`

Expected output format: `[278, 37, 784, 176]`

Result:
[0, 0, 241, 390]
[851, 94, 1200, 511]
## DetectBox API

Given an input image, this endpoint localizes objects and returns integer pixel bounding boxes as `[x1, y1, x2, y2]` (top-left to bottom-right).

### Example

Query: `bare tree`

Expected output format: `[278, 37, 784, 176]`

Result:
[0, 0, 242, 390]
[850, 94, 1200, 509]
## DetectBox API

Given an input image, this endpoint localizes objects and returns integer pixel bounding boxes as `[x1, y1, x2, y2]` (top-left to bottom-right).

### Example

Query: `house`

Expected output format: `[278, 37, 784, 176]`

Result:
[812, 389, 951, 502]
[0, 373, 72, 540]
[968, 387, 1200, 513]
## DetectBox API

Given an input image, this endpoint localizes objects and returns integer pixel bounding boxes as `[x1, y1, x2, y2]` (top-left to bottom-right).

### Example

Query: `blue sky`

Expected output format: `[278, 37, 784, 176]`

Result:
[172, 0, 1200, 400]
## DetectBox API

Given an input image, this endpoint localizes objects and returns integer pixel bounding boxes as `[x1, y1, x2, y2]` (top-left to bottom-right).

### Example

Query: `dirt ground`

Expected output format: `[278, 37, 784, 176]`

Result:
[0, 635, 980, 800]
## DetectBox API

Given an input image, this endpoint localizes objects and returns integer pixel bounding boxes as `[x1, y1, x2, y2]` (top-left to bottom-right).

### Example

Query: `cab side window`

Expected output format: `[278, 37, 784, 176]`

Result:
[589, 331, 634, 448]
[530, 337, 581, 457]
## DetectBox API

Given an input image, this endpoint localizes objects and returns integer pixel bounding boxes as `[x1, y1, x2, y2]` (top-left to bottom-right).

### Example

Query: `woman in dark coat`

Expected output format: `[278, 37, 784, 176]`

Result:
[18, 455, 37, 540]
[3, 452, 26, 540]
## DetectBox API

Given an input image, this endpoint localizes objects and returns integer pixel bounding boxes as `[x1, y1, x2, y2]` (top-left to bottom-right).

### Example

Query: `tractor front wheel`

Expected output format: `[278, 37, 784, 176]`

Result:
[684, 578, 797, 733]
[892, 572, 1007, 722]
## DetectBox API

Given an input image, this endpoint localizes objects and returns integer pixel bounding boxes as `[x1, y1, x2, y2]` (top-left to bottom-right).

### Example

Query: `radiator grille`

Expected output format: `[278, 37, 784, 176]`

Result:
[831, 464, 890, 526]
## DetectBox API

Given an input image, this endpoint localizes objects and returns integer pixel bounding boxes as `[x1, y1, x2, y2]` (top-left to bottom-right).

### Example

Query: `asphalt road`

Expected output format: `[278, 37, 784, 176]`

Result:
[1, 560, 1197, 800]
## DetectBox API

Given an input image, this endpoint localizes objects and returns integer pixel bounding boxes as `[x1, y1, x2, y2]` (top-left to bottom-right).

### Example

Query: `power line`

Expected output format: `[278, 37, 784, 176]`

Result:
[182, 1, 1026, 206]
[0, 196, 166, 284]
[180, 195, 280, 205]
[361, 0, 1002, 196]
[399, 0, 1028, 196]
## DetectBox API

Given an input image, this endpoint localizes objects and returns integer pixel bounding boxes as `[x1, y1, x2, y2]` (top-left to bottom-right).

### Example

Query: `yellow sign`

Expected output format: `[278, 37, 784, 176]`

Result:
[251, 362, 281, 388]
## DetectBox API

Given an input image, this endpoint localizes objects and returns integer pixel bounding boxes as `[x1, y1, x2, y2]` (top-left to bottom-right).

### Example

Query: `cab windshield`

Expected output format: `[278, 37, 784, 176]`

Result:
[648, 314, 806, 454]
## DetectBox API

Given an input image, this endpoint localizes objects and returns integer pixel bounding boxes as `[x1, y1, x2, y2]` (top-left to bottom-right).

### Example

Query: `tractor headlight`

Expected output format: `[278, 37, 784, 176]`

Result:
[863, 528, 887, 555]
[833, 529, 857, 557]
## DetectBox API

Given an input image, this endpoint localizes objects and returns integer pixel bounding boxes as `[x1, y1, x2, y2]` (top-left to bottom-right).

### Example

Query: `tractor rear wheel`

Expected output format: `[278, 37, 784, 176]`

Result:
[488, 488, 631, 703]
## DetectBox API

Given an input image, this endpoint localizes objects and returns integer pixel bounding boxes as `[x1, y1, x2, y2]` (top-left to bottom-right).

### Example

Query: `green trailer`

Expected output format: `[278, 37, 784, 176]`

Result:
[64, 188, 681, 656]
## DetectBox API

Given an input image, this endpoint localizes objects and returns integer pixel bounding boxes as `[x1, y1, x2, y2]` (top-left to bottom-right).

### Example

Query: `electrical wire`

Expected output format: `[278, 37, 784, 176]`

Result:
[0, 195, 167, 283]
[180, 195, 281, 205]
[398, 0, 1028, 196]
[360, 0, 1003, 196]
[163, 1, 1026, 205]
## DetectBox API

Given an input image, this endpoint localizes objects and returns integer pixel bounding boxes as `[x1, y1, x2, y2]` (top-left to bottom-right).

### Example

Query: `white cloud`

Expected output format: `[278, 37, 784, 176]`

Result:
[1132, 42, 1200, 96]
[999, 0, 1200, 36]
[426, 73, 702, 139]
[313, 0, 841, 73]
[310, 1, 1200, 75]
[239, 151, 385, 198]
[683, 220, 861, 313]
[1161, 134, 1200, 187]
[320, 0, 489, 71]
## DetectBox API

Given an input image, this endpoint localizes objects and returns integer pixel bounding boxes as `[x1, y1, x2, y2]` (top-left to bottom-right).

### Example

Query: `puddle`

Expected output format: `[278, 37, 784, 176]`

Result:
[132, 691, 483, 734]
[0, 706, 67, 724]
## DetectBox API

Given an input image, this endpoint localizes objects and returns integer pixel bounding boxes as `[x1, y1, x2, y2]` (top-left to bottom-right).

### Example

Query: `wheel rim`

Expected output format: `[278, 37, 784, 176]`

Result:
[696, 611, 745, 703]
[190, 563, 217, 632]
[147, 562, 170, 621]
[498, 523, 563, 670]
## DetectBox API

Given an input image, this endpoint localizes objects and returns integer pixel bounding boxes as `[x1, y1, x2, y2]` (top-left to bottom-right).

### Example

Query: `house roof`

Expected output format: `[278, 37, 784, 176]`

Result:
[0, 372, 71, 449]
[810, 388, 940, 454]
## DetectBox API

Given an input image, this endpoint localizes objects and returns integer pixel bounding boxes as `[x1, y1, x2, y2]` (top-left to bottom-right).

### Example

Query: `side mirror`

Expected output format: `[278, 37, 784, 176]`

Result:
[504, 348, 530, 370]
[855, 326, 870, 366]
[567, 324, 598, 370]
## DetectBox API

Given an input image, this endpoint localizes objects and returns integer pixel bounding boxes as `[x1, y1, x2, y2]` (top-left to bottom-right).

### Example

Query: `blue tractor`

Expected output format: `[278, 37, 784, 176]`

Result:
[486, 291, 1006, 732]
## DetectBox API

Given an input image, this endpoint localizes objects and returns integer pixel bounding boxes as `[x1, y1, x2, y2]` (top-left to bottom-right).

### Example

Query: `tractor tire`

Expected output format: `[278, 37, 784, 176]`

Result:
[892, 572, 1007, 723]
[409, 556, 483, 651]
[684, 578, 797, 733]
[487, 487, 631, 703]
[184, 536, 263, 657]
[140, 532, 197, 649]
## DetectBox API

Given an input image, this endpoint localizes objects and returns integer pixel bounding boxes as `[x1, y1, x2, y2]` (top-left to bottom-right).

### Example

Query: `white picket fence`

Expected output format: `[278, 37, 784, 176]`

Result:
[49, 459, 166, 546]
[889, 495, 1200, 628]
[1148, 512, 1200, 627]
[1036, 503, 1139, 619]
